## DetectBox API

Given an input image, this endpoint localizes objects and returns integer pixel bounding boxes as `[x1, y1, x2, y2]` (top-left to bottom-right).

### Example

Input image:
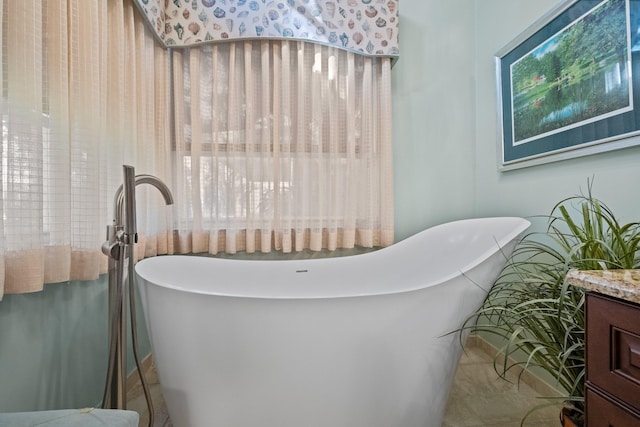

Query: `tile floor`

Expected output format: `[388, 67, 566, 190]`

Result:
[127, 341, 562, 427]
[126, 361, 172, 427]
[442, 344, 561, 426]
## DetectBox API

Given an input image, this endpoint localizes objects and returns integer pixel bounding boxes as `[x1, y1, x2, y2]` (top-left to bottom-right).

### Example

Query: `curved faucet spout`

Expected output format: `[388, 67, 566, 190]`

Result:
[135, 175, 174, 204]
[112, 172, 174, 227]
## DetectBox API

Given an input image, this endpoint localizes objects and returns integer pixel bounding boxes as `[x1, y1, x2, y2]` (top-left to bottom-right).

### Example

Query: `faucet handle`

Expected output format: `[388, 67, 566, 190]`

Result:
[101, 241, 121, 260]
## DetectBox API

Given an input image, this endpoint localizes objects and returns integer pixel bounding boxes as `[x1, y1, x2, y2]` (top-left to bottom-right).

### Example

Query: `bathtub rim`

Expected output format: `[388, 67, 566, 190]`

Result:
[135, 216, 530, 300]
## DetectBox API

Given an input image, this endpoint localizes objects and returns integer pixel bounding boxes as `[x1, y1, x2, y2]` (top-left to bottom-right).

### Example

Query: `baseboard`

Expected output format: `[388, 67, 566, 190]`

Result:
[465, 335, 564, 399]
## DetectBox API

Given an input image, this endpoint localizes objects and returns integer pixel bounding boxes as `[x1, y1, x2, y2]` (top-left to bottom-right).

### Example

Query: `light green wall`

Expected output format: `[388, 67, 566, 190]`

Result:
[0, 277, 153, 412]
[473, 0, 640, 225]
[0, 279, 109, 411]
[394, 0, 640, 240]
[393, 0, 476, 241]
[471, 0, 640, 385]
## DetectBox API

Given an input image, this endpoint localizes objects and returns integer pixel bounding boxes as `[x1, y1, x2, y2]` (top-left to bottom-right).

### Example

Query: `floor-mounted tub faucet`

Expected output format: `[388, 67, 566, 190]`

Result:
[101, 165, 173, 425]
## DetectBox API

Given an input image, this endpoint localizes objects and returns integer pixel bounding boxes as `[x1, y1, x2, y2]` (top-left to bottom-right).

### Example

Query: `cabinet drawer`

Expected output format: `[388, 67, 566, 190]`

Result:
[586, 388, 640, 426]
[586, 293, 640, 411]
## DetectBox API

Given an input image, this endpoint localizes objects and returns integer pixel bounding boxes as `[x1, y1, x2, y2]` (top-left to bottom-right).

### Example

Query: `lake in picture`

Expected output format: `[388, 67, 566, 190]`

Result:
[510, 0, 632, 145]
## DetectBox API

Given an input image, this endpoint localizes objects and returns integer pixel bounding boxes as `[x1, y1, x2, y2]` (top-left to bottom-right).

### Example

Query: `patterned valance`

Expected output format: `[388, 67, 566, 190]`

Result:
[134, 0, 399, 61]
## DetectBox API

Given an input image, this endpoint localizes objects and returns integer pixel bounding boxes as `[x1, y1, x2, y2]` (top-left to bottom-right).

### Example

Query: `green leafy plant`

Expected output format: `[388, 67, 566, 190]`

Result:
[462, 182, 640, 426]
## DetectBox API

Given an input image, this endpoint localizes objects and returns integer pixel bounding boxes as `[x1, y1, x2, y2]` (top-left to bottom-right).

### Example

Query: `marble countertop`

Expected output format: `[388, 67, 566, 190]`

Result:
[566, 269, 640, 304]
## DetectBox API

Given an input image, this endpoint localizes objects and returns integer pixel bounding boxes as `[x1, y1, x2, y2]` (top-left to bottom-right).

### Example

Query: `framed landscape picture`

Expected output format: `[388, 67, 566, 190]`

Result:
[496, 0, 640, 170]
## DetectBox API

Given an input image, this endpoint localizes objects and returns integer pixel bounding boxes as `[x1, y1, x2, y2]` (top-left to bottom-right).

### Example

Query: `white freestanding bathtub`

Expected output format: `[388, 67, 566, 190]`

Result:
[136, 217, 530, 427]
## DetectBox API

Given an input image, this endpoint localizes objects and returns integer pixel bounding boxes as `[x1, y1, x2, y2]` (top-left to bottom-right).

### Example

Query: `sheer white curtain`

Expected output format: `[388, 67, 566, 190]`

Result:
[0, 0, 171, 299]
[0, 0, 394, 299]
[171, 40, 394, 254]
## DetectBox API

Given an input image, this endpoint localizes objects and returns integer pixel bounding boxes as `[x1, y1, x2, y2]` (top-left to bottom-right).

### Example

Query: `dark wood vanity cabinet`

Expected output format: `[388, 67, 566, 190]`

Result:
[586, 293, 640, 426]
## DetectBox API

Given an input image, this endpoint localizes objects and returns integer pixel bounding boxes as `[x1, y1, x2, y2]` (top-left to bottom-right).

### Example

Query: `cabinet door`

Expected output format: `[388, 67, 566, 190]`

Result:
[586, 389, 640, 426]
[586, 293, 640, 411]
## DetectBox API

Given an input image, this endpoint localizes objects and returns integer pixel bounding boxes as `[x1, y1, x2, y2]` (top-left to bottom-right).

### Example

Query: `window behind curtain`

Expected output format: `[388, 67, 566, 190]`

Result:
[0, 0, 172, 299]
[171, 40, 394, 254]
